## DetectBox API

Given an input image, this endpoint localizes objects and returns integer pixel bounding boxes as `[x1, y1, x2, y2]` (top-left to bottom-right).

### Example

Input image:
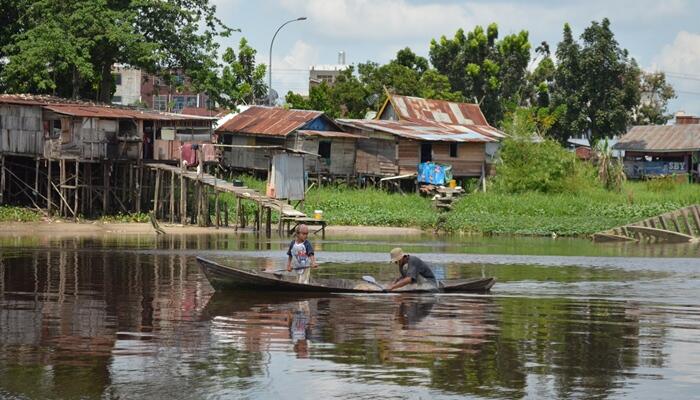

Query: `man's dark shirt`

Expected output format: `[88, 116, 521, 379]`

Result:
[400, 255, 436, 283]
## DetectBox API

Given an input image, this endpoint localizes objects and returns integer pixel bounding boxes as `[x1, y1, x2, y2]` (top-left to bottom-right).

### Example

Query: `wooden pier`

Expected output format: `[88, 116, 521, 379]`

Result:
[592, 204, 700, 243]
[145, 163, 326, 237]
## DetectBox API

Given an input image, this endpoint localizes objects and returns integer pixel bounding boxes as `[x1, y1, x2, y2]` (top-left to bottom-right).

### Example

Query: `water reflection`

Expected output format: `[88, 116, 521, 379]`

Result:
[0, 239, 699, 399]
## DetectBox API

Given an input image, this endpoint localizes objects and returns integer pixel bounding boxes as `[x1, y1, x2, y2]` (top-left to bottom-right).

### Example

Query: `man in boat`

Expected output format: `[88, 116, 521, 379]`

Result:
[286, 224, 318, 283]
[385, 247, 437, 291]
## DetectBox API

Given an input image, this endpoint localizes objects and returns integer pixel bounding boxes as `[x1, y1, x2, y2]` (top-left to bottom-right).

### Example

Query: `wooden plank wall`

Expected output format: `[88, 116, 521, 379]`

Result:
[397, 140, 419, 174]
[433, 142, 485, 177]
[355, 138, 397, 176]
[222, 135, 281, 171]
[0, 104, 43, 156]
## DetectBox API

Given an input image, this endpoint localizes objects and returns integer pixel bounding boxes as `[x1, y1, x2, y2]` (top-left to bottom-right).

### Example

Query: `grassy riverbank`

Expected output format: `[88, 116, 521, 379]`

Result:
[3, 175, 698, 237]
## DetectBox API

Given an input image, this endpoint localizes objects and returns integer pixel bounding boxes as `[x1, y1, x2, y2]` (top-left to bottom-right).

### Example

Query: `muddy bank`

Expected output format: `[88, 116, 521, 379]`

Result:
[0, 221, 425, 237]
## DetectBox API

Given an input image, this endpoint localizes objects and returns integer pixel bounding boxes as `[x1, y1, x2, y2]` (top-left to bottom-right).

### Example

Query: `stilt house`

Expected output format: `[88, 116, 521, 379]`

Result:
[337, 94, 505, 181]
[216, 106, 361, 177]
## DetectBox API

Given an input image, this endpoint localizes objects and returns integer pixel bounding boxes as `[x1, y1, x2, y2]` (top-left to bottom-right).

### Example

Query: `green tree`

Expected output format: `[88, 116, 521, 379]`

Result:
[632, 71, 676, 125]
[1, 0, 233, 103]
[551, 19, 641, 143]
[208, 38, 267, 109]
[429, 23, 531, 125]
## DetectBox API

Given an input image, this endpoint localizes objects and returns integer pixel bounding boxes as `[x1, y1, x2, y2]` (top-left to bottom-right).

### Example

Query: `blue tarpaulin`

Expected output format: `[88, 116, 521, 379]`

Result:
[417, 162, 453, 185]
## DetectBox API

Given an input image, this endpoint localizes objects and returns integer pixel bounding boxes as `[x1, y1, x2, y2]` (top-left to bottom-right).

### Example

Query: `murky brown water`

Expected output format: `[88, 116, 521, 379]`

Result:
[1, 234, 700, 399]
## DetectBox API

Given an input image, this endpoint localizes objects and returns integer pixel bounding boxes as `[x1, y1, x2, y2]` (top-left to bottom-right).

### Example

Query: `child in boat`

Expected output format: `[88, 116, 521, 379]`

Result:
[286, 224, 317, 283]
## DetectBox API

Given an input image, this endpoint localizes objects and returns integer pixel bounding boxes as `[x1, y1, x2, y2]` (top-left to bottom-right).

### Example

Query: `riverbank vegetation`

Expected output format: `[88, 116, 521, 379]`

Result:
[0, 206, 42, 222]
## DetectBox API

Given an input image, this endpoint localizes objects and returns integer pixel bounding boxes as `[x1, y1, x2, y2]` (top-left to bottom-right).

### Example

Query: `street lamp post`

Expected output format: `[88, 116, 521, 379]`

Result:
[268, 17, 307, 106]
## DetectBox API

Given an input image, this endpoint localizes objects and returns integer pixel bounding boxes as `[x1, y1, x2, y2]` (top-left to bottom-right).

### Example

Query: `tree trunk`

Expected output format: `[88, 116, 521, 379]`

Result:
[98, 61, 114, 104]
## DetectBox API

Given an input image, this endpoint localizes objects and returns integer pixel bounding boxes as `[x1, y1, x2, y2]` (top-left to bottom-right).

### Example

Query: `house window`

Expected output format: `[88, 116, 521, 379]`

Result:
[112, 95, 122, 104]
[172, 95, 185, 112]
[449, 143, 458, 158]
[113, 73, 122, 85]
[420, 142, 432, 163]
[319, 140, 332, 160]
[154, 95, 168, 111]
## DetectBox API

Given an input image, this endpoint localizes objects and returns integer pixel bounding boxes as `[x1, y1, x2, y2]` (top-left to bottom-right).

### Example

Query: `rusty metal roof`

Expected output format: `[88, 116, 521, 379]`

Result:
[0, 94, 89, 106]
[216, 106, 324, 137]
[0, 94, 215, 121]
[43, 104, 215, 121]
[297, 130, 364, 139]
[336, 119, 503, 142]
[614, 125, 700, 152]
[387, 94, 491, 126]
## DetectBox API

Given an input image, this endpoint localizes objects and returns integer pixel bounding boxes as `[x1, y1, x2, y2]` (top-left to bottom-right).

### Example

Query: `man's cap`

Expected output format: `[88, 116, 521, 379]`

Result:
[389, 247, 405, 264]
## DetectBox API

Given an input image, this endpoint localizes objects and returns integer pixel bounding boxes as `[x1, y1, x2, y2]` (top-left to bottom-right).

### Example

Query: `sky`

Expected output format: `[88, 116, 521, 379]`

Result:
[212, 0, 700, 115]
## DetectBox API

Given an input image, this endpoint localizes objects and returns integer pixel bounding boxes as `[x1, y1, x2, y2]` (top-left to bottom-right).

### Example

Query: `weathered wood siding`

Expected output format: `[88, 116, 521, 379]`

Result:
[397, 140, 419, 175]
[355, 138, 398, 176]
[394, 139, 485, 176]
[222, 135, 281, 170]
[0, 104, 43, 156]
[433, 142, 485, 177]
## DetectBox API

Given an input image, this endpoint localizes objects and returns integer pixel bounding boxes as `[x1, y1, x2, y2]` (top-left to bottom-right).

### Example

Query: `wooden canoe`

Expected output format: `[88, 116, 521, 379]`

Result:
[196, 256, 495, 293]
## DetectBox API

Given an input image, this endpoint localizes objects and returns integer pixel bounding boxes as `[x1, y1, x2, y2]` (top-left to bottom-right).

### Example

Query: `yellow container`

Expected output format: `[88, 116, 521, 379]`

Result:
[448, 179, 457, 188]
[314, 210, 323, 220]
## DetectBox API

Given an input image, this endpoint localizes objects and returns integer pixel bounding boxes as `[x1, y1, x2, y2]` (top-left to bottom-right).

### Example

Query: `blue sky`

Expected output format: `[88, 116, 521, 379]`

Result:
[213, 0, 700, 115]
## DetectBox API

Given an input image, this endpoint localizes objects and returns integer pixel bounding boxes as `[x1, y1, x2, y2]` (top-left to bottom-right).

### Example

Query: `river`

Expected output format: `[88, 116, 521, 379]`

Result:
[1, 232, 699, 399]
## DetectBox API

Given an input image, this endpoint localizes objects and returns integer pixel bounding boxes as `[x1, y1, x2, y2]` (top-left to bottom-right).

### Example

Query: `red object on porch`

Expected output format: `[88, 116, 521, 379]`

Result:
[181, 144, 199, 167]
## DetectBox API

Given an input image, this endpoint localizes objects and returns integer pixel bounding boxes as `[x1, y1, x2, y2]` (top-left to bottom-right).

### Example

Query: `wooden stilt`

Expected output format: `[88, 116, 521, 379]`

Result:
[0, 155, 5, 205]
[153, 169, 161, 216]
[129, 163, 134, 209]
[34, 158, 39, 202]
[265, 206, 272, 237]
[136, 162, 142, 214]
[215, 189, 220, 228]
[74, 161, 79, 221]
[46, 158, 53, 216]
[169, 170, 175, 224]
[180, 173, 187, 225]
[59, 159, 65, 216]
[235, 196, 241, 230]
[103, 162, 110, 214]
[87, 163, 93, 217]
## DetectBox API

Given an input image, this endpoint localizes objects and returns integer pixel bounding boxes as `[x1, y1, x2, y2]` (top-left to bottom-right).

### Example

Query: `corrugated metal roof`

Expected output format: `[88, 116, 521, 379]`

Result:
[613, 125, 700, 152]
[336, 119, 501, 142]
[388, 94, 491, 127]
[0, 94, 87, 106]
[216, 106, 324, 137]
[297, 130, 364, 139]
[0, 94, 215, 121]
[43, 104, 215, 121]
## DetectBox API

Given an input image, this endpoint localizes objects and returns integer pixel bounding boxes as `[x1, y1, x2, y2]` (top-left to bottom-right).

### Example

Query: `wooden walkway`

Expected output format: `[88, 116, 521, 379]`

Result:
[146, 163, 326, 236]
[592, 204, 700, 243]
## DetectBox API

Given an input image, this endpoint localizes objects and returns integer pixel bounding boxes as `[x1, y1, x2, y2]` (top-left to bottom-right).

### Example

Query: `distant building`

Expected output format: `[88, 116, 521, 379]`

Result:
[110, 66, 210, 113]
[112, 65, 142, 106]
[614, 114, 700, 180]
[309, 51, 350, 91]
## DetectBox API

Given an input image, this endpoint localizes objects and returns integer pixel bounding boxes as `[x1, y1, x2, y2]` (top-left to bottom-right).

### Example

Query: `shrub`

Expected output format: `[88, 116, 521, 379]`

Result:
[493, 137, 597, 194]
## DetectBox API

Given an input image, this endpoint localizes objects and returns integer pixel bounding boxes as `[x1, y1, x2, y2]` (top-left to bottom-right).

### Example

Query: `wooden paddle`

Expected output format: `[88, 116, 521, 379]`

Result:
[362, 275, 387, 292]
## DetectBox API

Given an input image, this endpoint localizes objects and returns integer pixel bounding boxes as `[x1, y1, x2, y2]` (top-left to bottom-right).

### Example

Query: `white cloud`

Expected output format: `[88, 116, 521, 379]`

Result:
[651, 31, 700, 114]
[259, 40, 318, 96]
[652, 31, 700, 74]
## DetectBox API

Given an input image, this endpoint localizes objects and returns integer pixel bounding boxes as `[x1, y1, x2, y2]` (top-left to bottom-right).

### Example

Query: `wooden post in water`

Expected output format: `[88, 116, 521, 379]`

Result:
[265, 206, 272, 236]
